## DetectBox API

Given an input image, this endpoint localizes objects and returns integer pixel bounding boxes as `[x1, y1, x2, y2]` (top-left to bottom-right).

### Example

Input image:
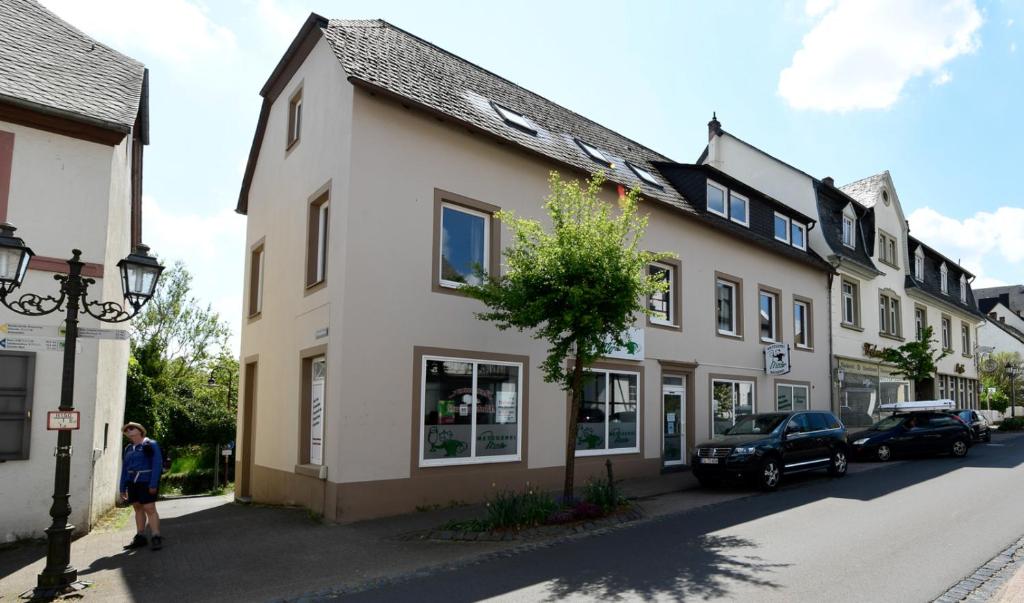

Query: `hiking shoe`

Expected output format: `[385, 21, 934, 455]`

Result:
[123, 534, 147, 550]
[151, 535, 163, 550]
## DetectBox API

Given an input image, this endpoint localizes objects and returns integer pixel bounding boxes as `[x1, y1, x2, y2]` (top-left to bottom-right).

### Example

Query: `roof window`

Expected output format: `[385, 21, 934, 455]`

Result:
[627, 162, 662, 188]
[491, 102, 536, 134]
[575, 139, 612, 167]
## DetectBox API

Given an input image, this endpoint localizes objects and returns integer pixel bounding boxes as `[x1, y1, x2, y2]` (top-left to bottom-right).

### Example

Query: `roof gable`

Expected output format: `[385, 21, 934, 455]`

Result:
[0, 0, 145, 135]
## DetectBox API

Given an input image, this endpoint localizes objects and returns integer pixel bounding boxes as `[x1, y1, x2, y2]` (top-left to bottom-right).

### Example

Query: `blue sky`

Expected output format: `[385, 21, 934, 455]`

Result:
[39, 0, 1024, 350]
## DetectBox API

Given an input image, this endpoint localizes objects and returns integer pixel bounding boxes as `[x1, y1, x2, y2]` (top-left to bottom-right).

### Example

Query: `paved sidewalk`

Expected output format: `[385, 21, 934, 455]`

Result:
[934, 536, 1024, 602]
[0, 455, 909, 603]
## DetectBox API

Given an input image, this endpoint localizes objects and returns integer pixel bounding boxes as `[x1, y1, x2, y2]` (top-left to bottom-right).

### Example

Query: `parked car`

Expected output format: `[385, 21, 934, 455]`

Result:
[693, 411, 848, 491]
[847, 411, 971, 461]
[947, 409, 991, 443]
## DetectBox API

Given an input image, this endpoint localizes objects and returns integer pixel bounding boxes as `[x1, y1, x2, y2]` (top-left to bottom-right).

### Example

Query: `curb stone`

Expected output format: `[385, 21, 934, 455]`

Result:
[933, 536, 1024, 602]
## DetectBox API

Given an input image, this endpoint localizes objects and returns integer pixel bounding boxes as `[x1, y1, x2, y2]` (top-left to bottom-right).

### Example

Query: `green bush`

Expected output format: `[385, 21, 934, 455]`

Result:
[160, 468, 214, 495]
[486, 486, 557, 530]
[581, 477, 624, 513]
[999, 417, 1024, 431]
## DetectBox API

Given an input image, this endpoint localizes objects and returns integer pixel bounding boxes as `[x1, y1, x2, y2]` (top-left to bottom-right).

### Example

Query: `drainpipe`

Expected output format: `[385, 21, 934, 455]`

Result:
[827, 260, 840, 415]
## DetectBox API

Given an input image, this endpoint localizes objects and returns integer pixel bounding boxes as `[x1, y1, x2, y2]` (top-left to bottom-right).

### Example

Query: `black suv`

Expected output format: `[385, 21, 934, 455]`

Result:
[847, 411, 972, 461]
[692, 411, 848, 491]
[948, 409, 991, 443]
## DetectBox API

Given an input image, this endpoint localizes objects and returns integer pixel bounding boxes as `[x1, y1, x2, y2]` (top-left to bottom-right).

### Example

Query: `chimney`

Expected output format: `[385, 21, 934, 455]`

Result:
[823, 176, 835, 187]
[708, 112, 722, 141]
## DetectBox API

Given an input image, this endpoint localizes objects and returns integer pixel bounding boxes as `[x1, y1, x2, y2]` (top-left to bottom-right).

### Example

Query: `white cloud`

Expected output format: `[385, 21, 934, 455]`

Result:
[142, 195, 246, 353]
[805, 0, 836, 17]
[1012, 42, 1018, 53]
[907, 206, 1024, 287]
[932, 70, 953, 85]
[780, 0, 983, 111]
[40, 0, 237, 66]
[254, 0, 309, 50]
[1008, 18, 1015, 27]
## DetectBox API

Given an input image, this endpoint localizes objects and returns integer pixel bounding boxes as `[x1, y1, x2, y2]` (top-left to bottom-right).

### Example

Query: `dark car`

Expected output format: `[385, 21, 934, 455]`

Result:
[692, 411, 848, 491]
[847, 411, 971, 461]
[948, 409, 991, 443]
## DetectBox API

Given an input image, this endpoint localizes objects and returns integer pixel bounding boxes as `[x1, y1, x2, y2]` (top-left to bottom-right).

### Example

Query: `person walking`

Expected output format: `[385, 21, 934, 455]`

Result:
[119, 422, 164, 551]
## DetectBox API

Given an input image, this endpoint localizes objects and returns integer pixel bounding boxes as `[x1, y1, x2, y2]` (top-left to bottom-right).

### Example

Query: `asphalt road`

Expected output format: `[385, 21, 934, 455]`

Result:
[343, 434, 1024, 602]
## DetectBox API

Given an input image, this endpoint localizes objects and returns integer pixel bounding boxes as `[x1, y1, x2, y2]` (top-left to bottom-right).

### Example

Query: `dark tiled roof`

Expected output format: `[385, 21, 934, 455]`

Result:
[976, 285, 1024, 315]
[0, 0, 145, 132]
[839, 172, 889, 208]
[905, 235, 983, 318]
[654, 163, 833, 272]
[813, 181, 879, 273]
[320, 19, 692, 213]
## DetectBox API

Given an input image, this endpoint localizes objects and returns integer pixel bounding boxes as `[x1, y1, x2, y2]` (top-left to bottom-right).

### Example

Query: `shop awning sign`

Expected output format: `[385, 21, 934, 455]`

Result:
[47, 411, 80, 431]
[764, 343, 791, 375]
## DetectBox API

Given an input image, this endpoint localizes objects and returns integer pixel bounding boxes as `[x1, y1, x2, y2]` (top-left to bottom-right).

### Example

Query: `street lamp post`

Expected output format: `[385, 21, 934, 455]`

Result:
[207, 368, 235, 407]
[0, 223, 163, 599]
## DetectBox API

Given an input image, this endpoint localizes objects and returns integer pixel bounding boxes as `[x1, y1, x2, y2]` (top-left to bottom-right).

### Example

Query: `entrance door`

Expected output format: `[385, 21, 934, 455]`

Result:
[239, 361, 258, 500]
[663, 376, 686, 466]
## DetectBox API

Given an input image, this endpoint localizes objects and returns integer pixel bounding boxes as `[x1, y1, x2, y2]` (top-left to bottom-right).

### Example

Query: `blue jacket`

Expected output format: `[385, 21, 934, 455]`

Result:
[119, 438, 162, 491]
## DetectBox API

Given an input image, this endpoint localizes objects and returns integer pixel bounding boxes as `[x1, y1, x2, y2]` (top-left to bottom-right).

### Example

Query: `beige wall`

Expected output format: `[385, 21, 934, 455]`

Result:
[0, 120, 132, 540]
[239, 61, 833, 518]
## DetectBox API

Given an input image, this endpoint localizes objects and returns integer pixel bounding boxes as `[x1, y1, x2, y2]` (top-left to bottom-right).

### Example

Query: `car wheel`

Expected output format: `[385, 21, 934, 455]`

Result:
[876, 444, 892, 462]
[695, 473, 718, 488]
[758, 458, 781, 491]
[984, 431, 992, 443]
[952, 438, 969, 458]
[828, 448, 848, 477]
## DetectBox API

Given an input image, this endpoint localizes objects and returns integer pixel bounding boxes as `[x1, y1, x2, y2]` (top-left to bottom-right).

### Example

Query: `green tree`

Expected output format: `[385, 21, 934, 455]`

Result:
[879, 325, 950, 385]
[463, 172, 670, 500]
[980, 351, 1024, 412]
[125, 262, 236, 447]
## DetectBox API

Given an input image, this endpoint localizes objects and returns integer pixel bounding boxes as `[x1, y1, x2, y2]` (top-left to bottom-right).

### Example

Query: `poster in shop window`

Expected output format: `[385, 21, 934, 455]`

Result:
[310, 358, 325, 465]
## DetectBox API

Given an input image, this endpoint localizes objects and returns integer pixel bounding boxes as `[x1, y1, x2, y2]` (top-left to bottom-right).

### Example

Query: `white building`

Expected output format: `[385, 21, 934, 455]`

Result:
[702, 125, 985, 425]
[0, 0, 148, 540]
[234, 16, 834, 521]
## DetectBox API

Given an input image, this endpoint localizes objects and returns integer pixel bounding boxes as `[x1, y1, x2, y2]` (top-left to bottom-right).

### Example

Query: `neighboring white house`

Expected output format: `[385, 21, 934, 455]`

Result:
[0, 0, 148, 540]
[978, 297, 1024, 362]
[234, 16, 834, 521]
[702, 127, 985, 426]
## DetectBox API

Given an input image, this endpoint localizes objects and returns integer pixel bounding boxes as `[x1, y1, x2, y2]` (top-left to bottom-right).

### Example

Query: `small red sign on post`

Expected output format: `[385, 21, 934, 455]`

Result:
[47, 411, 80, 431]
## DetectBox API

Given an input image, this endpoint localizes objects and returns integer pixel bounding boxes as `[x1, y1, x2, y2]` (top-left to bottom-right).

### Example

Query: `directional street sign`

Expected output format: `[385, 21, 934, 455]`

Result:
[0, 323, 127, 352]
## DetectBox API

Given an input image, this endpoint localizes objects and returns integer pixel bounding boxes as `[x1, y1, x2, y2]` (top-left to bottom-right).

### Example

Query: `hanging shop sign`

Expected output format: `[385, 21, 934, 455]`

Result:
[764, 343, 791, 375]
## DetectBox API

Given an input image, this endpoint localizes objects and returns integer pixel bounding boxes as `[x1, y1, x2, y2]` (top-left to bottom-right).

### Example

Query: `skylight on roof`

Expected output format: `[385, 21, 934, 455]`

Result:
[491, 102, 536, 134]
[627, 162, 662, 188]
[575, 139, 611, 166]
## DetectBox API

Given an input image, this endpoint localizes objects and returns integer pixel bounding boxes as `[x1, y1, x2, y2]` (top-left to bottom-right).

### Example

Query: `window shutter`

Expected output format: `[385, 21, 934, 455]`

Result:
[0, 352, 35, 460]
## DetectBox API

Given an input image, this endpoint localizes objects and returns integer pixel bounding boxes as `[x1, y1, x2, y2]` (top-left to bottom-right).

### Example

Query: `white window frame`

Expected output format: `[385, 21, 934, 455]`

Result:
[576, 368, 641, 457]
[759, 290, 778, 343]
[627, 162, 662, 188]
[842, 215, 855, 249]
[914, 247, 925, 281]
[717, 278, 738, 336]
[419, 355, 524, 468]
[774, 212, 790, 244]
[940, 263, 948, 294]
[790, 221, 807, 251]
[776, 383, 809, 412]
[794, 300, 810, 349]
[309, 357, 326, 466]
[315, 201, 329, 283]
[841, 280, 857, 326]
[439, 203, 490, 289]
[729, 191, 750, 227]
[648, 262, 674, 326]
[915, 307, 925, 341]
[961, 323, 970, 355]
[492, 102, 535, 133]
[706, 180, 728, 219]
[576, 139, 611, 166]
[960, 275, 968, 304]
[942, 317, 951, 350]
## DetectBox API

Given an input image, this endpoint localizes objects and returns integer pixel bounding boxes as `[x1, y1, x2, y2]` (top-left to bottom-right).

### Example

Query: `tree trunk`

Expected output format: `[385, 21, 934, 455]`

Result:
[563, 351, 585, 503]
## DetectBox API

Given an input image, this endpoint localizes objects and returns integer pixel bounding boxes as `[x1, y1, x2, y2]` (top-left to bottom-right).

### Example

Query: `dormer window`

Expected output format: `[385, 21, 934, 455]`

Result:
[960, 274, 967, 304]
[940, 263, 948, 294]
[841, 215, 855, 248]
[774, 212, 807, 250]
[914, 247, 925, 281]
[575, 139, 611, 167]
[774, 213, 790, 243]
[627, 162, 662, 189]
[706, 180, 748, 227]
[791, 221, 807, 250]
[491, 102, 536, 134]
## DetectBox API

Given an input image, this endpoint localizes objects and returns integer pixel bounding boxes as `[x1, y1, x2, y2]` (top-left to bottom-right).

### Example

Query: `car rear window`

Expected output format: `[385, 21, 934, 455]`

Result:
[808, 413, 829, 431]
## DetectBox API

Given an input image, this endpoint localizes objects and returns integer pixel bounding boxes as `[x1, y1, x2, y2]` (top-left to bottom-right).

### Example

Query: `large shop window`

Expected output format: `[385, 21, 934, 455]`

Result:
[577, 369, 639, 455]
[421, 357, 521, 466]
[440, 204, 489, 288]
[712, 379, 755, 436]
[776, 383, 808, 412]
[0, 352, 35, 461]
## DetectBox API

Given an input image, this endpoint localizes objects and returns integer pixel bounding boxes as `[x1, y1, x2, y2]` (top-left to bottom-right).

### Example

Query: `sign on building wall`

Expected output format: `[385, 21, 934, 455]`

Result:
[604, 327, 644, 361]
[310, 358, 326, 466]
[764, 343, 791, 375]
[47, 411, 80, 431]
